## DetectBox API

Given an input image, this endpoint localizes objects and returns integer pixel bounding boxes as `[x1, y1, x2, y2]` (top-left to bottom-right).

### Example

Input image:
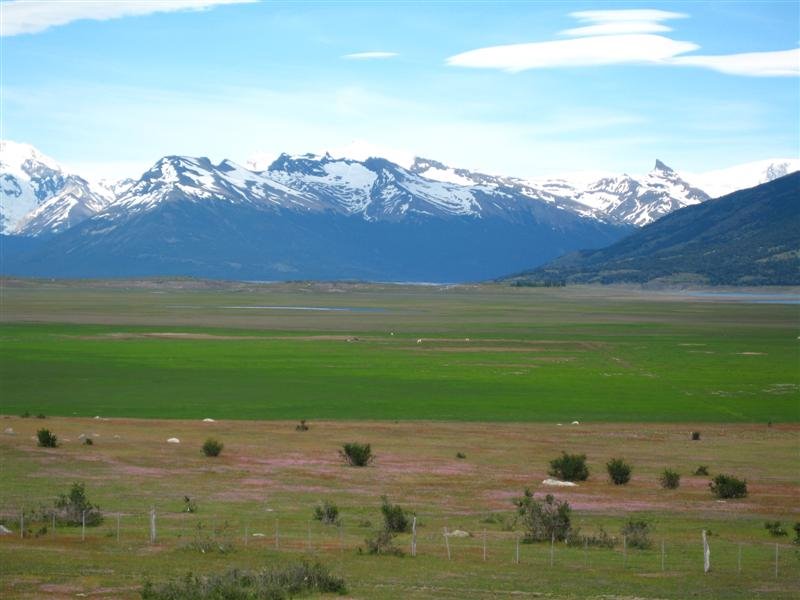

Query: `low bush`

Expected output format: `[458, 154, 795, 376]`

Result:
[660, 469, 681, 489]
[710, 474, 747, 499]
[691, 431, 701, 441]
[54, 482, 102, 526]
[185, 521, 235, 554]
[360, 529, 403, 556]
[793, 522, 800, 545]
[36, 413, 46, 419]
[381, 496, 412, 533]
[295, 419, 309, 431]
[621, 519, 652, 550]
[340, 443, 373, 467]
[606, 458, 631, 485]
[764, 521, 787, 537]
[20, 411, 30, 418]
[83, 438, 94, 446]
[36, 428, 58, 448]
[514, 489, 572, 542]
[567, 527, 616, 548]
[455, 452, 466, 459]
[693, 465, 709, 476]
[183, 496, 197, 513]
[201, 438, 223, 457]
[313, 501, 340, 526]
[141, 561, 346, 599]
[548, 452, 589, 482]
[480, 512, 516, 531]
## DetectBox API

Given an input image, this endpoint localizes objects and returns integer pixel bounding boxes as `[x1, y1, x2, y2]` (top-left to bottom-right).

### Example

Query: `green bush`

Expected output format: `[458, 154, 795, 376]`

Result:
[83, 438, 94, 446]
[20, 411, 30, 418]
[793, 522, 800, 545]
[54, 482, 102, 526]
[313, 501, 340, 526]
[693, 465, 709, 476]
[295, 419, 309, 431]
[36, 428, 58, 448]
[185, 521, 235, 554]
[691, 431, 701, 441]
[141, 561, 346, 599]
[340, 443, 373, 467]
[380, 496, 412, 533]
[549, 452, 589, 482]
[764, 521, 787, 537]
[710, 474, 747, 499]
[201, 438, 223, 457]
[621, 519, 652, 550]
[36, 413, 46, 419]
[567, 527, 616, 548]
[455, 452, 466, 459]
[183, 496, 197, 513]
[606, 458, 631, 485]
[361, 529, 403, 556]
[660, 469, 681, 489]
[514, 490, 572, 542]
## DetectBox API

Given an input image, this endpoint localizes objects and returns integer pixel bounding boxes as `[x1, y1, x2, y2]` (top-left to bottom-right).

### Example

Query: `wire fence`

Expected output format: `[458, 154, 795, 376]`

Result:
[2, 505, 797, 580]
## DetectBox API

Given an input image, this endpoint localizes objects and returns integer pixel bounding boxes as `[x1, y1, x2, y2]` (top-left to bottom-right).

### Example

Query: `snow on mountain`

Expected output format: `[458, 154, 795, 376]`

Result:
[685, 159, 800, 198]
[0, 140, 112, 235]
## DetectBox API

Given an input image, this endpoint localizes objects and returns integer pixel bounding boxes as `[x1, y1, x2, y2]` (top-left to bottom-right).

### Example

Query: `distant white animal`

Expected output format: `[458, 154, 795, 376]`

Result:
[416, 339, 423, 344]
[167, 437, 180, 444]
[571, 421, 580, 425]
[542, 478, 578, 487]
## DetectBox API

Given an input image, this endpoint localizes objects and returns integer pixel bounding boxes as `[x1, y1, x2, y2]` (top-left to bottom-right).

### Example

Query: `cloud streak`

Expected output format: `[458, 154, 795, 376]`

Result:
[0, 0, 256, 37]
[447, 8, 799, 78]
[342, 51, 399, 60]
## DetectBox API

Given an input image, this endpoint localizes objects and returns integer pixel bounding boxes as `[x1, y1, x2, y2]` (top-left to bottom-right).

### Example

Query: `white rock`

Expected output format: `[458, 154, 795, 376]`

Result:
[202, 418, 215, 423]
[542, 478, 578, 487]
[3, 427, 14, 435]
[251, 533, 266, 537]
[167, 437, 180, 444]
[78, 433, 86, 439]
[445, 529, 470, 538]
[571, 420, 580, 425]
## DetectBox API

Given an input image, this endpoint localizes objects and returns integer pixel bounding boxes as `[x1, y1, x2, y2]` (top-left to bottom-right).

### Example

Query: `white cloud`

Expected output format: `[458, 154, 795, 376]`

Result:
[446, 34, 698, 73]
[342, 52, 399, 60]
[0, 0, 256, 37]
[672, 48, 800, 77]
[447, 9, 799, 78]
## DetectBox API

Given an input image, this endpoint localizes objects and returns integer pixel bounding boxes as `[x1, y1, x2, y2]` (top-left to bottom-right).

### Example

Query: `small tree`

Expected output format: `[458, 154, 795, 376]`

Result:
[621, 519, 652, 549]
[340, 443, 373, 467]
[606, 458, 632, 485]
[313, 501, 340, 525]
[660, 469, 680, 489]
[693, 465, 709, 476]
[380, 496, 411, 533]
[54, 482, 102, 526]
[691, 431, 701, 441]
[202, 438, 223, 457]
[36, 428, 58, 448]
[514, 490, 572, 542]
[764, 521, 787, 537]
[710, 474, 747, 499]
[549, 452, 589, 482]
[361, 529, 403, 556]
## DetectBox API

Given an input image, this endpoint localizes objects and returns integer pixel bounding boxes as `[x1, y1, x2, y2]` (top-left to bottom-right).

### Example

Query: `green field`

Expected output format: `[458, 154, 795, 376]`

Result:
[1, 280, 797, 422]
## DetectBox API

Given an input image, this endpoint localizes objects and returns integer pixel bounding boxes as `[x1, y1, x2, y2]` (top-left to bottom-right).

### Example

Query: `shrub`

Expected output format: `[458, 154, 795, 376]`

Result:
[381, 496, 412, 533]
[660, 469, 681, 489]
[606, 458, 632, 485]
[295, 419, 309, 431]
[621, 519, 652, 550]
[455, 452, 466, 459]
[514, 490, 572, 542]
[183, 496, 197, 513]
[340, 443, 373, 467]
[54, 482, 102, 526]
[764, 521, 787, 537]
[361, 529, 403, 556]
[480, 512, 516, 531]
[567, 527, 616, 548]
[691, 431, 701, 441]
[185, 521, 235, 554]
[201, 438, 223, 457]
[83, 438, 94, 446]
[693, 465, 709, 476]
[313, 501, 340, 526]
[21, 411, 30, 418]
[710, 474, 747, 499]
[141, 561, 346, 599]
[36, 413, 46, 419]
[549, 452, 589, 482]
[793, 522, 800, 545]
[36, 428, 58, 448]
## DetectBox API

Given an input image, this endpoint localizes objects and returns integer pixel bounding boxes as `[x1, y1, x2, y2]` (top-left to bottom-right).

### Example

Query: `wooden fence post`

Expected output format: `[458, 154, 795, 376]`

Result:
[702, 530, 710, 573]
[443, 527, 451, 560]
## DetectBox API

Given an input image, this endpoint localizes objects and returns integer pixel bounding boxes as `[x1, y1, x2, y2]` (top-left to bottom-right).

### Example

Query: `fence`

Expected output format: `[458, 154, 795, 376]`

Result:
[1, 505, 797, 581]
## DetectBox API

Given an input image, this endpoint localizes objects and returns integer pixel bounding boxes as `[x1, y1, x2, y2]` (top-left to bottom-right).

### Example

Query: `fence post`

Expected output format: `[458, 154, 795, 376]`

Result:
[339, 522, 344, 554]
[623, 534, 627, 568]
[737, 543, 742, 574]
[774, 544, 779, 578]
[443, 527, 451, 560]
[584, 537, 589, 567]
[81, 510, 86, 541]
[149, 508, 156, 544]
[661, 539, 665, 571]
[52, 511, 56, 538]
[702, 530, 710, 573]
[550, 532, 555, 567]
[275, 518, 279, 550]
[307, 520, 311, 551]
[244, 523, 249, 546]
[20, 510, 24, 539]
[116, 513, 121, 543]
[483, 530, 487, 562]
[515, 534, 520, 564]
[411, 516, 417, 557]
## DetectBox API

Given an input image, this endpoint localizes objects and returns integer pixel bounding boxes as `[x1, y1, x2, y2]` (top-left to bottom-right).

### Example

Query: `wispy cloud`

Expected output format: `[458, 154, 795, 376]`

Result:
[0, 0, 256, 37]
[447, 9, 799, 78]
[342, 51, 399, 60]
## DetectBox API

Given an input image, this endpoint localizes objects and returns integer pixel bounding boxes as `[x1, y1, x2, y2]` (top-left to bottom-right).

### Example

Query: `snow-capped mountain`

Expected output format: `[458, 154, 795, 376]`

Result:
[685, 159, 800, 198]
[0, 140, 113, 235]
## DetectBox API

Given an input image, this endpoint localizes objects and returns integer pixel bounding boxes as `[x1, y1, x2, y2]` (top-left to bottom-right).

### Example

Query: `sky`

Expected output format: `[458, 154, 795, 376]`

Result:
[1, 0, 798, 181]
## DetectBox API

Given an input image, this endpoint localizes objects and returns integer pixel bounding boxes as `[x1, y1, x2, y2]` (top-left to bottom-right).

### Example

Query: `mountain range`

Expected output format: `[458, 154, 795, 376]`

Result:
[1, 140, 797, 282]
[506, 172, 800, 286]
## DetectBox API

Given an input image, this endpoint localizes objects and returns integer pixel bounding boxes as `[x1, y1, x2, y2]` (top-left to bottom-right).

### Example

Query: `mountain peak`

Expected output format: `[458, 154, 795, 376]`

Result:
[653, 159, 674, 173]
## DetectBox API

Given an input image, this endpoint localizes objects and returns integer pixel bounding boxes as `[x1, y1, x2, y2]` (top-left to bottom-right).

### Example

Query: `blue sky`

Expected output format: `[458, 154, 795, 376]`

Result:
[2, 0, 798, 180]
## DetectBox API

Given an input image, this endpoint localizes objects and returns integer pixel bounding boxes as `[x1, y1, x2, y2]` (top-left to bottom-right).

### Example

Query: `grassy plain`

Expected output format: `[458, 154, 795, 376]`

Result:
[0, 279, 798, 422]
[0, 279, 798, 599]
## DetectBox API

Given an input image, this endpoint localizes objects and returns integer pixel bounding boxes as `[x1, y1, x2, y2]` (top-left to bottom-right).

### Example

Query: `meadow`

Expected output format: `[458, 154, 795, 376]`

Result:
[0, 279, 798, 599]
